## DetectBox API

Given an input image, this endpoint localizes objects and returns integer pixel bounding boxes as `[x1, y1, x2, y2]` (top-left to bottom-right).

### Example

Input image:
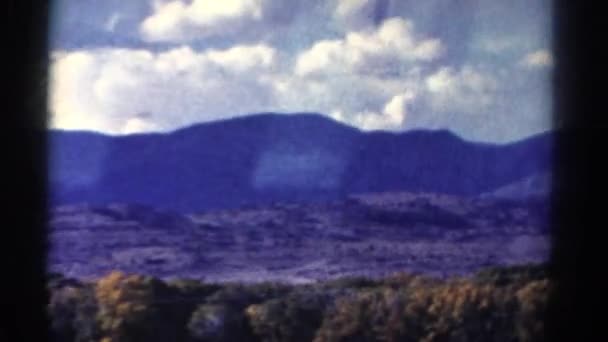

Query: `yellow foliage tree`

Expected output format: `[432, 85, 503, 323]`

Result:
[94, 271, 174, 342]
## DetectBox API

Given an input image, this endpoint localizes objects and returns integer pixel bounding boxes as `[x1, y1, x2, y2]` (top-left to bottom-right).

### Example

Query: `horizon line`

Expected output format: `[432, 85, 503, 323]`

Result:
[48, 111, 555, 145]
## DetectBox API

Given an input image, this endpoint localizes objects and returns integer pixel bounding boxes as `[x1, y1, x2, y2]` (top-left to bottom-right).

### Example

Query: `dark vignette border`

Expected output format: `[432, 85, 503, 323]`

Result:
[2, 0, 602, 341]
[545, 1, 602, 341]
[4, 0, 49, 341]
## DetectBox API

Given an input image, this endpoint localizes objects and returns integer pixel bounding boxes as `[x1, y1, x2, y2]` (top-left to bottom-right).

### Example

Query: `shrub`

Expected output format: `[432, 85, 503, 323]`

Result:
[414, 280, 519, 342]
[188, 303, 257, 342]
[204, 282, 291, 310]
[48, 284, 101, 342]
[247, 291, 327, 342]
[167, 278, 221, 299]
[515, 279, 552, 342]
[314, 279, 541, 342]
[46, 264, 551, 342]
[323, 276, 380, 290]
[473, 263, 548, 287]
[314, 287, 401, 342]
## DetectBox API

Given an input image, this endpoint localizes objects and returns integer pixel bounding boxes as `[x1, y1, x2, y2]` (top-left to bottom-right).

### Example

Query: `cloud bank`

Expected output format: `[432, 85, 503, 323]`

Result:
[50, 44, 278, 134]
[48, 0, 553, 142]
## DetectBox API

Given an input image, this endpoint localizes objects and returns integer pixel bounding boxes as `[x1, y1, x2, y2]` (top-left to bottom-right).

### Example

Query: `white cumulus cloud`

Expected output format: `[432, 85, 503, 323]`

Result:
[49, 3, 516, 141]
[49, 0, 554, 142]
[205, 44, 277, 72]
[424, 66, 498, 114]
[140, 0, 281, 42]
[295, 17, 442, 77]
[49, 44, 279, 134]
[334, 0, 380, 30]
[519, 49, 553, 68]
[329, 90, 416, 131]
[383, 91, 415, 123]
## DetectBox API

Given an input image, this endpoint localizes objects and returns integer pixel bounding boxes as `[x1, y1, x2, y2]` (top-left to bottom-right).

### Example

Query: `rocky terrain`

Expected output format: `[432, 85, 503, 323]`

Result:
[48, 191, 551, 283]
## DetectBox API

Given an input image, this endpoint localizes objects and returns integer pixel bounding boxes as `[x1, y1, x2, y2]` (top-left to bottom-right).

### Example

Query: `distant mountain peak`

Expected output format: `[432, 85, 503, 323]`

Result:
[49, 113, 554, 212]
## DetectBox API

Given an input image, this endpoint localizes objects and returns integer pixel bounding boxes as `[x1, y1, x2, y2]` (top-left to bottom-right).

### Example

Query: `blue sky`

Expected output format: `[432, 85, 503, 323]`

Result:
[48, 0, 553, 142]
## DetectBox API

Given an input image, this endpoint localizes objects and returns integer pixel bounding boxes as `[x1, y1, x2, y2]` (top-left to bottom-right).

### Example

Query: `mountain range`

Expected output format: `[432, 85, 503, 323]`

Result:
[49, 113, 554, 212]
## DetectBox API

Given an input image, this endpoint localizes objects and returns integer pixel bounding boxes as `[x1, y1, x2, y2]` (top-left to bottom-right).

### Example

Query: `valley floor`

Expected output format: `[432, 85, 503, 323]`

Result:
[48, 192, 551, 283]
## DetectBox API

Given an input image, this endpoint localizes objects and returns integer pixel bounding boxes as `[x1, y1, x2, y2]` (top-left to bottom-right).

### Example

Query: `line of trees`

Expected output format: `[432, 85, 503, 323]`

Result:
[47, 263, 551, 342]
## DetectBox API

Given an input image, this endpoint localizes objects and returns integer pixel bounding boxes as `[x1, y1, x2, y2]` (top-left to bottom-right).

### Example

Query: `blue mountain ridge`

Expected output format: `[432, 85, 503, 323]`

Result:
[49, 112, 555, 212]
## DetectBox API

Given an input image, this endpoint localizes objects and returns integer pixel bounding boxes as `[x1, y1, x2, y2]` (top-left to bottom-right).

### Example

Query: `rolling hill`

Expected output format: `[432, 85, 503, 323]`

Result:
[49, 113, 554, 212]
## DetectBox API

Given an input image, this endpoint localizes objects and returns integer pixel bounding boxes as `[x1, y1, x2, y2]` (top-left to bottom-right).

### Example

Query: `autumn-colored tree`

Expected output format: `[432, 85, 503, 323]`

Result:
[48, 283, 100, 342]
[416, 280, 519, 342]
[515, 279, 551, 342]
[247, 291, 327, 342]
[313, 277, 542, 342]
[45, 263, 551, 342]
[94, 271, 183, 342]
[314, 287, 402, 342]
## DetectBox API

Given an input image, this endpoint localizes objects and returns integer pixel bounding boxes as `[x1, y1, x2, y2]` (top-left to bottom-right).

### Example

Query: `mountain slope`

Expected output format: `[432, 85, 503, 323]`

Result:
[48, 192, 551, 281]
[480, 172, 553, 200]
[49, 113, 554, 212]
